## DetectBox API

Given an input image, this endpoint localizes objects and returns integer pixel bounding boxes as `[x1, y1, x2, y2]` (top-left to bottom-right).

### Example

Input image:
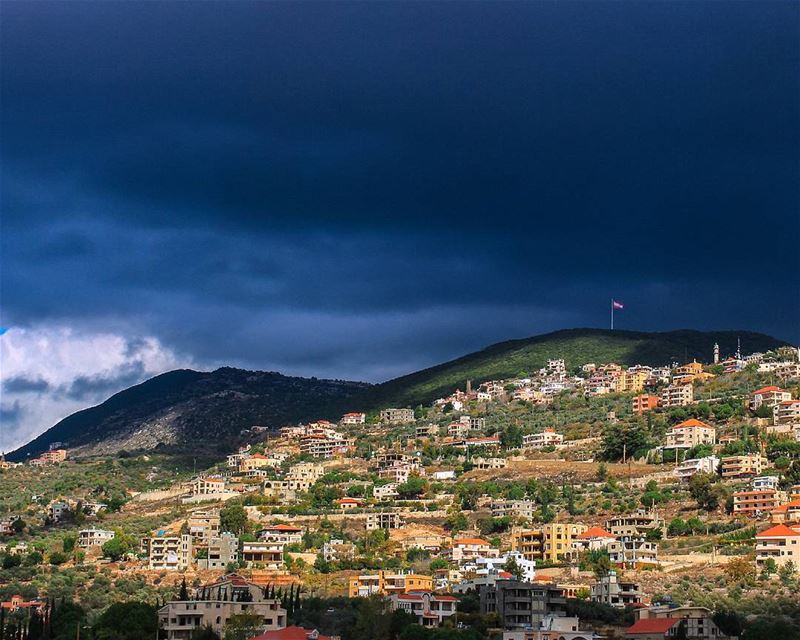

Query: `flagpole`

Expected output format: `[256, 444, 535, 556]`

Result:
[611, 299, 614, 330]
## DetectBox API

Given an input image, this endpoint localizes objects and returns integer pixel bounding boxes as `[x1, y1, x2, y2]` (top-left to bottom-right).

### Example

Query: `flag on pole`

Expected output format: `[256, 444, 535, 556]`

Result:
[612, 300, 624, 310]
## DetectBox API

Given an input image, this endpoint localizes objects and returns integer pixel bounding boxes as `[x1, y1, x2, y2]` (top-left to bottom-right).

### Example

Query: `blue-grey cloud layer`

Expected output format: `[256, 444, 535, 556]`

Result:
[2, 1, 798, 393]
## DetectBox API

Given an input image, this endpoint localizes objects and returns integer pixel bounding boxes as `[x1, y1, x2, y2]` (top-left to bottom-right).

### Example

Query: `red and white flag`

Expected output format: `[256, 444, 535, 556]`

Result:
[612, 300, 624, 310]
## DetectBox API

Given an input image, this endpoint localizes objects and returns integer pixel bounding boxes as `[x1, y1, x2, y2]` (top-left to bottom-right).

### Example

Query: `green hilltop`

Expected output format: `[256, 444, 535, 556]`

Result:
[9, 328, 789, 460]
[368, 328, 789, 407]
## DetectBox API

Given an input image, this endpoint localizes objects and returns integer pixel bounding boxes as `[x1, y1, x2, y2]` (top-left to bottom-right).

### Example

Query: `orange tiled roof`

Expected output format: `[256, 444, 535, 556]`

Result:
[756, 524, 800, 538]
[454, 538, 490, 546]
[577, 526, 616, 539]
[674, 418, 713, 429]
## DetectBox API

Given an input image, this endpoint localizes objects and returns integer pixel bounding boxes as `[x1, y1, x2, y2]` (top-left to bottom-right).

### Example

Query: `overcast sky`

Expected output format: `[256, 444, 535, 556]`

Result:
[1, 1, 798, 451]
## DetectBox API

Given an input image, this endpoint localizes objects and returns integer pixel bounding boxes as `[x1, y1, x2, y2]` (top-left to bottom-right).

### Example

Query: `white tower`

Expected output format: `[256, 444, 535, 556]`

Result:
[713, 343, 719, 365]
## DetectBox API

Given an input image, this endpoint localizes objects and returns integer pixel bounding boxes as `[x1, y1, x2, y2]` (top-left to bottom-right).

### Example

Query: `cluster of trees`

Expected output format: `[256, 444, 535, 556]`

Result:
[0, 600, 157, 640]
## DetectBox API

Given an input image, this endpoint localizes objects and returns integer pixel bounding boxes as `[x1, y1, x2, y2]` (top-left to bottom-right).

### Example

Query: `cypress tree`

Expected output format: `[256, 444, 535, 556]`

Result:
[178, 577, 189, 601]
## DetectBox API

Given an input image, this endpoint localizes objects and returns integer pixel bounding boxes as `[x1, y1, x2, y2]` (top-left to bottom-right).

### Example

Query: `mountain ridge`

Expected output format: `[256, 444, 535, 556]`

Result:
[7, 327, 789, 460]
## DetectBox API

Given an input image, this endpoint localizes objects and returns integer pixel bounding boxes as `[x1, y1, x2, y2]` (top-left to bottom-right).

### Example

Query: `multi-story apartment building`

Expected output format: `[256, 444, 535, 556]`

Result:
[607, 538, 658, 568]
[663, 419, 715, 450]
[732, 489, 785, 516]
[511, 529, 544, 562]
[348, 571, 433, 597]
[197, 533, 238, 570]
[365, 512, 404, 531]
[158, 575, 286, 640]
[775, 400, 800, 425]
[478, 580, 567, 630]
[380, 408, 415, 424]
[48, 501, 70, 523]
[389, 592, 457, 628]
[673, 456, 719, 481]
[752, 475, 780, 491]
[522, 429, 564, 449]
[285, 463, 324, 492]
[416, 424, 439, 438]
[750, 386, 792, 411]
[491, 500, 537, 522]
[632, 394, 659, 415]
[299, 433, 353, 459]
[616, 370, 648, 394]
[606, 511, 664, 538]
[720, 454, 767, 479]
[373, 484, 399, 500]
[77, 528, 115, 549]
[241, 541, 284, 569]
[660, 384, 694, 408]
[511, 524, 588, 563]
[590, 571, 643, 608]
[187, 510, 220, 544]
[38, 449, 68, 464]
[451, 538, 496, 562]
[142, 534, 193, 570]
[755, 524, 800, 572]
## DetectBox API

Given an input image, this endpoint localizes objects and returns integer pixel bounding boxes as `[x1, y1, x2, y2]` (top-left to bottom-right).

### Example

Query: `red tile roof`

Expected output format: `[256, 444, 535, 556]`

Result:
[454, 538, 490, 546]
[753, 386, 785, 395]
[771, 499, 800, 513]
[756, 524, 800, 538]
[625, 618, 679, 635]
[577, 526, 616, 539]
[674, 418, 713, 429]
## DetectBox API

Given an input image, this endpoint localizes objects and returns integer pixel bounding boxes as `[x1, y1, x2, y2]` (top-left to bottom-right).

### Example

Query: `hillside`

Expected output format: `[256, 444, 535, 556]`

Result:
[7, 368, 369, 461]
[366, 328, 788, 407]
[8, 328, 788, 460]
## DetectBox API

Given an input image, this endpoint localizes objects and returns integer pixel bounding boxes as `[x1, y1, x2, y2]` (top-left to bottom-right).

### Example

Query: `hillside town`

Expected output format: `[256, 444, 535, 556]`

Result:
[1, 343, 800, 640]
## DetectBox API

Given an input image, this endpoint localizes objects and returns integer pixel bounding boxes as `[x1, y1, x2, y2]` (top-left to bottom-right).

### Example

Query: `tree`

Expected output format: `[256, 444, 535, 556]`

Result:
[688, 473, 727, 511]
[396, 476, 427, 500]
[502, 555, 524, 581]
[220, 503, 249, 535]
[10, 519, 25, 534]
[48, 552, 68, 566]
[189, 627, 221, 640]
[101, 536, 129, 562]
[600, 422, 651, 461]
[92, 602, 158, 640]
[759, 557, 777, 579]
[62, 534, 77, 554]
[49, 602, 86, 640]
[778, 560, 796, 586]
[724, 557, 756, 584]
[223, 613, 262, 640]
[352, 595, 392, 640]
[500, 425, 523, 449]
[580, 549, 611, 578]
[178, 577, 189, 601]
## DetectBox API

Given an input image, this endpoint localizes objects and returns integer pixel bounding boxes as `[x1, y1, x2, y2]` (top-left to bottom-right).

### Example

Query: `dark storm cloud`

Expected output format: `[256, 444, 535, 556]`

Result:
[64, 362, 147, 401]
[2, 377, 50, 394]
[1, 0, 798, 393]
[0, 401, 23, 427]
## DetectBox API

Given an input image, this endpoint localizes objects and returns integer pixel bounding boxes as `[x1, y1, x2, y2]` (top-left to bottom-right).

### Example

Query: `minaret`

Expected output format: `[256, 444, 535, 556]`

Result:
[466, 379, 472, 395]
[713, 343, 719, 365]
[736, 337, 742, 360]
